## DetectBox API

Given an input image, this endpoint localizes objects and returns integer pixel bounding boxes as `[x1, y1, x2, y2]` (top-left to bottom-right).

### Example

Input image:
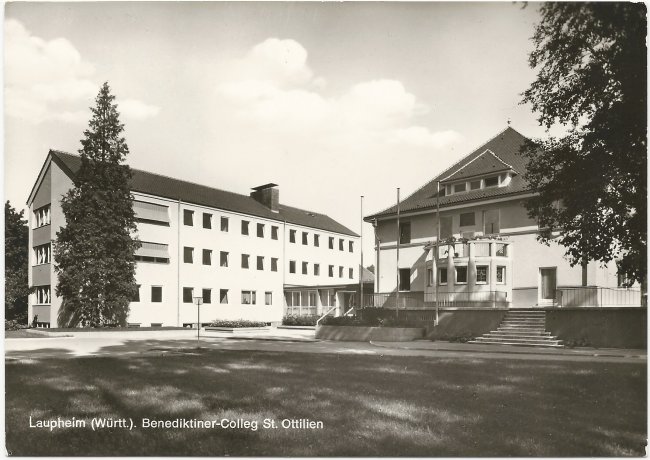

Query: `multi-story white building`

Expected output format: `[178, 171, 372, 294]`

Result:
[365, 127, 642, 310]
[26, 150, 360, 328]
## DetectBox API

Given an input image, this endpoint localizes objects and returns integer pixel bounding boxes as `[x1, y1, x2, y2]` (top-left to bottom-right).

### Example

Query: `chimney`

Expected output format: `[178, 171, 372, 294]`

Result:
[251, 183, 279, 212]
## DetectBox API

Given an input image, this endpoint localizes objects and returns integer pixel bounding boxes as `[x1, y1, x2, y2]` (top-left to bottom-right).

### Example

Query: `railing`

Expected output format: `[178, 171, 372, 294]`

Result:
[284, 306, 317, 316]
[556, 287, 644, 307]
[370, 291, 508, 309]
[316, 306, 337, 326]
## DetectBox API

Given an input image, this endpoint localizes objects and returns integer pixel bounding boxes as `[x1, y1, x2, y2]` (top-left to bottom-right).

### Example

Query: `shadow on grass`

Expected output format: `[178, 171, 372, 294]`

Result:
[5, 345, 647, 456]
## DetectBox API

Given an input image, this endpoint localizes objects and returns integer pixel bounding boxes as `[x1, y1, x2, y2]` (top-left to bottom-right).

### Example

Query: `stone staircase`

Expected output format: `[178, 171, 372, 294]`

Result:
[469, 309, 563, 348]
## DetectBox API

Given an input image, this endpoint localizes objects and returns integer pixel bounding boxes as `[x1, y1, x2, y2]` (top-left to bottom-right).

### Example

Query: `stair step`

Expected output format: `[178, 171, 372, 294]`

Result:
[472, 337, 562, 345]
[468, 340, 564, 348]
[487, 331, 552, 337]
[484, 335, 558, 341]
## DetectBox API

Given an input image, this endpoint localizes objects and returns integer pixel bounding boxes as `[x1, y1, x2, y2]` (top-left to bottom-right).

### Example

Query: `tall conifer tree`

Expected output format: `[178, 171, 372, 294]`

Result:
[54, 82, 140, 327]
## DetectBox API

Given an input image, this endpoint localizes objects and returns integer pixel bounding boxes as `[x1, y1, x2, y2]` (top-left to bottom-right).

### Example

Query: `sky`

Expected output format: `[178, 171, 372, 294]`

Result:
[4, 1, 548, 260]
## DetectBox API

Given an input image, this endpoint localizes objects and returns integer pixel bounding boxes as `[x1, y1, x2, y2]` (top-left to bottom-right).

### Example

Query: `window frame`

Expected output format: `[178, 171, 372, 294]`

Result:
[220, 289, 229, 304]
[289, 260, 296, 274]
[459, 212, 475, 227]
[241, 254, 250, 269]
[271, 257, 278, 272]
[476, 265, 489, 285]
[257, 256, 264, 270]
[399, 222, 411, 244]
[221, 216, 229, 232]
[183, 209, 194, 226]
[220, 251, 229, 267]
[202, 288, 212, 304]
[455, 266, 468, 284]
[241, 220, 250, 236]
[271, 226, 279, 240]
[202, 249, 212, 266]
[183, 247, 194, 264]
[241, 290, 256, 305]
[183, 287, 193, 303]
[265, 291, 273, 306]
[496, 266, 506, 285]
[151, 286, 163, 303]
[257, 223, 265, 238]
[439, 268, 448, 286]
[203, 213, 212, 229]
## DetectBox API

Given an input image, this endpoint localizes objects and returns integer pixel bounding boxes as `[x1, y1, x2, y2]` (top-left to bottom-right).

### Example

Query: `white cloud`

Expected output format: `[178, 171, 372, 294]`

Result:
[119, 99, 162, 120]
[5, 19, 159, 124]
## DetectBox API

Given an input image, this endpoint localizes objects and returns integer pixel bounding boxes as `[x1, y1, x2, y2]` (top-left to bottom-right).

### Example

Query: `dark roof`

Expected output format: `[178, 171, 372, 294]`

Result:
[360, 266, 375, 284]
[49, 150, 358, 237]
[441, 149, 514, 182]
[365, 127, 534, 220]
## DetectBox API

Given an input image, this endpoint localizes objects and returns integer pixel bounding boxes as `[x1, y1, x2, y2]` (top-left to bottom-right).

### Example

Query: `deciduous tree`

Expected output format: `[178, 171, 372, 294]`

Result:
[5, 201, 32, 322]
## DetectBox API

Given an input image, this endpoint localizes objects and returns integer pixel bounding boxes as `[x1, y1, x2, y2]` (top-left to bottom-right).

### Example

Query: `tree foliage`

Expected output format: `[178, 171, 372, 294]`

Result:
[5, 201, 32, 322]
[521, 3, 646, 285]
[54, 82, 141, 327]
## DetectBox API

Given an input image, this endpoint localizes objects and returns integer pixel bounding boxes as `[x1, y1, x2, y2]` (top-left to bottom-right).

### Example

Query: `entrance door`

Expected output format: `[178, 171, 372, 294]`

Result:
[539, 268, 557, 305]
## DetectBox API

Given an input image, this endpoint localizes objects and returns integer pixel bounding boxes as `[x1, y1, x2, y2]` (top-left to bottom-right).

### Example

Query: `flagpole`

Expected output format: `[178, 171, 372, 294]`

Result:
[396, 188, 400, 319]
[435, 181, 441, 326]
[360, 195, 364, 311]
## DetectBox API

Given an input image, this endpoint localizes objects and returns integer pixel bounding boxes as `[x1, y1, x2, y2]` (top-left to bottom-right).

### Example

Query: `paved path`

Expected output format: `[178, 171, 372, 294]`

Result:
[5, 329, 646, 364]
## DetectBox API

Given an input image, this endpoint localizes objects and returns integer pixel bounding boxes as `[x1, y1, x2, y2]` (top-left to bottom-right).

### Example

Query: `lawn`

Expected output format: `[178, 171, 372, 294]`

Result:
[5, 348, 646, 456]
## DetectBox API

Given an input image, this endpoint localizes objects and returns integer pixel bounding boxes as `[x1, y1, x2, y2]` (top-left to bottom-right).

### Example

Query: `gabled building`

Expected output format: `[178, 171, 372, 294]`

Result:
[27, 150, 360, 328]
[364, 127, 640, 310]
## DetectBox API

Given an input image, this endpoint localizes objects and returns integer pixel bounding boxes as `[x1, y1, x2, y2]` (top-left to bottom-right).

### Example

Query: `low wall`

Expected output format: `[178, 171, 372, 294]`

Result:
[315, 325, 424, 342]
[545, 307, 647, 349]
[426, 309, 507, 340]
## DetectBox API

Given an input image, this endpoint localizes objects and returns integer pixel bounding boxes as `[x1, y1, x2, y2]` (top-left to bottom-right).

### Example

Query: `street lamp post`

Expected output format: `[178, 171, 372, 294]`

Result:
[193, 295, 203, 348]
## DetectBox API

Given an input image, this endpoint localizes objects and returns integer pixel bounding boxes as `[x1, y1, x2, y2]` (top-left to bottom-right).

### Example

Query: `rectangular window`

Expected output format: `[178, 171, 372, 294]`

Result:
[34, 205, 51, 228]
[132, 284, 141, 302]
[339, 239, 344, 251]
[440, 216, 453, 239]
[470, 180, 481, 190]
[257, 256, 264, 270]
[496, 266, 506, 284]
[241, 290, 256, 305]
[257, 223, 264, 238]
[328, 265, 334, 277]
[220, 289, 229, 304]
[220, 251, 229, 267]
[151, 286, 162, 302]
[183, 210, 194, 226]
[289, 260, 296, 273]
[35, 286, 51, 304]
[349, 241, 354, 252]
[485, 176, 499, 187]
[265, 292, 272, 306]
[302, 261, 308, 275]
[184, 247, 194, 264]
[456, 266, 468, 284]
[483, 209, 500, 234]
[241, 220, 249, 235]
[202, 249, 212, 265]
[349, 267, 354, 279]
[329, 237, 334, 249]
[314, 264, 320, 276]
[292, 292, 301, 307]
[427, 268, 433, 286]
[221, 217, 229, 232]
[271, 226, 279, 240]
[33, 243, 52, 265]
[399, 222, 411, 244]
[183, 287, 193, 303]
[496, 243, 508, 257]
[398, 268, 411, 291]
[439, 268, 448, 285]
[203, 213, 212, 229]
[241, 254, 250, 269]
[202, 288, 212, 304]
[302, 232, 308, 245]
[314, 234, 320, 247]
[309, 292, 317, 307]
[459, 212, 475, 227]
[271, 258, 278, 272]
[476, 265, 488, 284]
[454, 182, 466, 193]
[338, 266, 344, 278]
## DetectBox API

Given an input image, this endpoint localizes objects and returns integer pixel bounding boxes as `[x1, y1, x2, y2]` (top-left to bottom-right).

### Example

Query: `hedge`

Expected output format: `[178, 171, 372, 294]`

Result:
[208, 319, 268, 328]
[282, 315, 320, 326]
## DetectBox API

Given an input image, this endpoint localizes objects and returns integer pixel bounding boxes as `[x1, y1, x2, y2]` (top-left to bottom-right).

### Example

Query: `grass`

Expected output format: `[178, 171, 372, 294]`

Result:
[5, 348, 646, 456]
[5, 329, 53, 338]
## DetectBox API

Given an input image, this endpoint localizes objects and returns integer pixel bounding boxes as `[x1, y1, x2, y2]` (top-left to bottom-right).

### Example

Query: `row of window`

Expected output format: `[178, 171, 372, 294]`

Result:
[398, 209, 501, 244]
[289, 230, 354, 252]
[183, 248, 279, 271]
[288, 260, 354, 279]
[397, 265, 506, 291]
[34, 205, 51, 228]
[131, 285, 273, 305]
[444, 175, 501, 196]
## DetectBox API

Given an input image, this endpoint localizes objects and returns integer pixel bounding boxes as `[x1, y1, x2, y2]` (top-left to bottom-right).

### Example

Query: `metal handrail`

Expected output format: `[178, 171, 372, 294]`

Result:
[344, 307, 355, 316]
[316, 306, 337, 326]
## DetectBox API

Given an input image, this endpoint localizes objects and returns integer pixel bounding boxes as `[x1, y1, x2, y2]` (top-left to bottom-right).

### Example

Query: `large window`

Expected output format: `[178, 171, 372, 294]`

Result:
[440, 216, 453, 239]
[202, 249, 212, 265]
[476, 265, 488, 284]
[33, 243, 51, 265]
[454, 183, 466, 193]
[151, 286, 162, 302]
[399, 222, 411, 244]
[34, 205, 51, 228]
[309, 292, 317, 307]
[398, 268, 411, 291]
[183, 247, 194, 264]
[271, 226, 279, 240]
[484, 176, 499, 187]
[459, 212, 475, 227]
[183, 210, 194, 226]
[241, 254, 250, 269]
[289, 261, 296, 273]
[183, 287, 193, 303]
[470, 180, 481, 190]
[221, 217, 229, 232]
[202, 288, 212, 304]
[456, 266, 468, 284]
[220, 289, 229, 304]
[241, 220, 250, 235]
[242, 290, 256, 305]
[257, 223, 265, 238]
[220, 251, 229, 267]
[35, 286, 51, 304]
[203, 213, 212, 229]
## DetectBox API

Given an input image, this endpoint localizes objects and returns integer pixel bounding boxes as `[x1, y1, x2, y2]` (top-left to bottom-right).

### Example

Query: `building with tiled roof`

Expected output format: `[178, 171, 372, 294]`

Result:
[364, 127, 637, 331]
[26, 150, 361, 328]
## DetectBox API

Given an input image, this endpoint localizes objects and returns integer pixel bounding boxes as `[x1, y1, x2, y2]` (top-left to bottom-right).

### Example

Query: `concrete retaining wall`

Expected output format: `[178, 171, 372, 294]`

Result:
[426, 309, 507, 340]
[545, 307, 647, 349]
[315, 325, 424, 342]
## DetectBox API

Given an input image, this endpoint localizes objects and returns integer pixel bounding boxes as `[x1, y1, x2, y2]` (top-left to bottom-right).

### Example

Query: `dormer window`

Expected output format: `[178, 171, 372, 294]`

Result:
[453, 183, 466, 193]
[484, 176, 499, 187]
[470, 180, 481, 190]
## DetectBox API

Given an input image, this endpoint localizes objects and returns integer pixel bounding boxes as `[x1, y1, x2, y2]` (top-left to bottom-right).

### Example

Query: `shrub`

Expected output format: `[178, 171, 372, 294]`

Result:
[564, 337, 592, 348]
[320, 316, 365, 326]
[5, 319, 25, 331]
[208, 319, 267, 328]
[282, 315, 319, 326]
[319, 313, 416, 328]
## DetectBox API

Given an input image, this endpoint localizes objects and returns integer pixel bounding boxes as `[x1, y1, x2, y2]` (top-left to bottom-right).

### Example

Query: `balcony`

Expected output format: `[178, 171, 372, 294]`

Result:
[555, 287, 644, 308]
[370, 291, 507, 309]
